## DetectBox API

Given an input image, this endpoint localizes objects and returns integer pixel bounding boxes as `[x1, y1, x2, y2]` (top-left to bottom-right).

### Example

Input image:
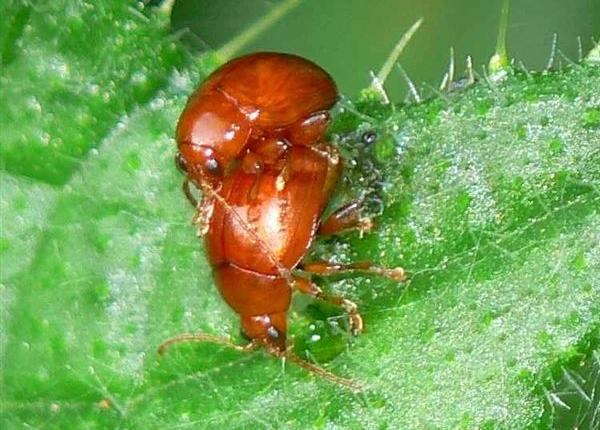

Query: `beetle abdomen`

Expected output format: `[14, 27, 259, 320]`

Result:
[202, 52, 338, 128]
[214, 263, 291, 316]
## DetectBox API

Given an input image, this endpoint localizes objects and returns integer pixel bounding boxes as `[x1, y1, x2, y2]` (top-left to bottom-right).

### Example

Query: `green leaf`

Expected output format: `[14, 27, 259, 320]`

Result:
[1, 2, 599, 429]
[0, 0, 188, 185]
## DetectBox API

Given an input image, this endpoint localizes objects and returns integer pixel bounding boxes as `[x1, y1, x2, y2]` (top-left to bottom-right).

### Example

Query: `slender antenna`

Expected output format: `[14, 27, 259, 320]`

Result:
[217, 0, 303, 60]
[286, 352, 363, 391]
[370, 18, 424, 94]
[158, 333, 256, 355]
[488, 0, 510, 74]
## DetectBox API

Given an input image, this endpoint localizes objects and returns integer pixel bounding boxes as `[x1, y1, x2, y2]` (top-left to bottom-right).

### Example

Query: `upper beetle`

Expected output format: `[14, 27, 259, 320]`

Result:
[175, 52, 338, 180]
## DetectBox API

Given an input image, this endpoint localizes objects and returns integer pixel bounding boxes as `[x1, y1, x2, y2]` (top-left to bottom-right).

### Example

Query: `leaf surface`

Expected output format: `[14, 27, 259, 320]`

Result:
[1, 2, 599, 429]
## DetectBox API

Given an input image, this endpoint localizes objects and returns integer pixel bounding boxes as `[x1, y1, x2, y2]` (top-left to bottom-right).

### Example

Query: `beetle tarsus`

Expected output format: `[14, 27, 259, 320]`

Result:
[318, 201, 363, 235]
[317, 201, 376, 238]
[292, 277, 364, 335]
[300, 261, 407, 282]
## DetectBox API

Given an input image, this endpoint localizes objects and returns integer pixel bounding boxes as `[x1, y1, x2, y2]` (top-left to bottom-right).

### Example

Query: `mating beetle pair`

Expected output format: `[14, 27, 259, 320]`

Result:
[161, 52, 405, 388]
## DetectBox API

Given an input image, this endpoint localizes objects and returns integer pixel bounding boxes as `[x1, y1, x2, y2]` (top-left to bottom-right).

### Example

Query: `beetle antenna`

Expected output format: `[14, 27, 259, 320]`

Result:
[285, 351, 363, 391]
[158, 332, 257, 355]
[158, 332, 362, 390]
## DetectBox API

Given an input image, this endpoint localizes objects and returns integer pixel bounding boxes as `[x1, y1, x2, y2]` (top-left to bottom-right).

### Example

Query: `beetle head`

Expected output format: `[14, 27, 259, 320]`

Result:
[241, 313, 287, 354]
[176, 89, 251, 179]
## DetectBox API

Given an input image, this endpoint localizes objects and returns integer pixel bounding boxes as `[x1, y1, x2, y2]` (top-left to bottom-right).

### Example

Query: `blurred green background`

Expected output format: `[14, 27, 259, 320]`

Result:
[171, 0, 600, 98]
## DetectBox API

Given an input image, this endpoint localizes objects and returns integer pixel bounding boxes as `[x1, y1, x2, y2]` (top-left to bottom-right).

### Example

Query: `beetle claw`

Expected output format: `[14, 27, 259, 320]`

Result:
[358, 217, 374, 238]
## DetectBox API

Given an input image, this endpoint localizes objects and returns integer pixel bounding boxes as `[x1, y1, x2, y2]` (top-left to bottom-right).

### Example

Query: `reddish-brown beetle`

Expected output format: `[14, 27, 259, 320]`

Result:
[161, 53, 406, 389]
[175, 52, 338, 181]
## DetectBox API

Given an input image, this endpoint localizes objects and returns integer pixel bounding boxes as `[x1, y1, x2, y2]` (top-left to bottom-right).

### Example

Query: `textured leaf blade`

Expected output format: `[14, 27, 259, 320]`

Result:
[1, 2, 600, 429]
[0, 1, 188, 185]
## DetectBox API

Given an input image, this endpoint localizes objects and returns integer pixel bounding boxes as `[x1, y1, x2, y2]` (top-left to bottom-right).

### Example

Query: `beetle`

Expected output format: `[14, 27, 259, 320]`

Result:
[160, 53, 406, 389]
[175, 52, 338, 181]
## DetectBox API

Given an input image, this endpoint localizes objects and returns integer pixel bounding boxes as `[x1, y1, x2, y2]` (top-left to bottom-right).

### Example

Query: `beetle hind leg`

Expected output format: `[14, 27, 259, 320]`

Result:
[293, 262, 406, 335]
[318, 200, 373, 237]
[299, 260, 406, 282]
[292, 276, 363, 335]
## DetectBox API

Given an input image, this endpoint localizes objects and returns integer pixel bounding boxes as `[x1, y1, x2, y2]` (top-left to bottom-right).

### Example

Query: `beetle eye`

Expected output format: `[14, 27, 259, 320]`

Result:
[267, 326, 280, 339]
[361, 130, 377, 145]
[175, 153, 188, 173]
[204, 158, 221, 175]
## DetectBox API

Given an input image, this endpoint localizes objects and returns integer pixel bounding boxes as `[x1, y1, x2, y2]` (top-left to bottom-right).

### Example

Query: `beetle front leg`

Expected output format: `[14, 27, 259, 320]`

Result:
[318, 201, 373, 236]
[182, 178, 199, 208]
[292, 276, 363, 335]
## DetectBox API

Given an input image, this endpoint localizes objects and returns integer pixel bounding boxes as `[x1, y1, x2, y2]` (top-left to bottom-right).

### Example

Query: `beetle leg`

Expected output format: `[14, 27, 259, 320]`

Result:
[299, 261, 406, 282]
[158, 333, 257, 356]
[318, 201, 373, 237]
[182, 178, 199, 208]
[292, 277, 363, 335]
[288, 111, 331, 146]
[316, 143, 342, 199]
